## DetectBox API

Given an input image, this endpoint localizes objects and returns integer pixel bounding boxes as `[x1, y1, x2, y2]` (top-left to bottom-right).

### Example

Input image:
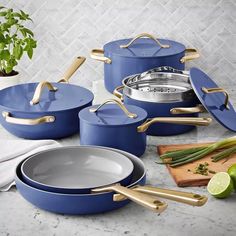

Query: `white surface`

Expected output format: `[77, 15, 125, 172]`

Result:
[21, 146, 134, 189]
[0, 140, 60, 188]
[0, 73, 20, 90]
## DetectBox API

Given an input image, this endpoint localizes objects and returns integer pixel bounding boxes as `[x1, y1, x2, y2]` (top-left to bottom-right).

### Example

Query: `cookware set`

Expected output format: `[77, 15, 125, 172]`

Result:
[3, 33, 235, 215]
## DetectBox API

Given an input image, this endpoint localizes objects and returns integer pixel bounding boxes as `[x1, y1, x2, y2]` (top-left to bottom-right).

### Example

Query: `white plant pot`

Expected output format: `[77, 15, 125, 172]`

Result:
[0, 72, 20, 90]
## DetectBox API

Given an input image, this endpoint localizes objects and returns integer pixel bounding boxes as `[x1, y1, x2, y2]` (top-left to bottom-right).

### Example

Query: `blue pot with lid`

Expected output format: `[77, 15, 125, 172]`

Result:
[90, 33, 200, 93]
[79, 99, 211, 157]
[0, 57, 94, 139]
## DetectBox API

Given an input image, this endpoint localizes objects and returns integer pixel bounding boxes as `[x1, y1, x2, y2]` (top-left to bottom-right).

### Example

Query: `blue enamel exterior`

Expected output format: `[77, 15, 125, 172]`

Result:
[103, 38, 186, 93]
[124, 96, 199, 136]
[15, 147, 146, 215]
[0, 83, 94, 139]
[79, 104, 148, 157]
[190, 68, 236, 132]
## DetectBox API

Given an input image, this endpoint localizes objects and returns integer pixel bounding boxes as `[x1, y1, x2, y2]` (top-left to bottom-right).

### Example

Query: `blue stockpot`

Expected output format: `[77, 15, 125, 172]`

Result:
[91, 35, 199, 93]
[0, 82, 93, 139]
[15, 147, 146, 215]
[124, 96, 199, 136]
[79, 103, 148, 157]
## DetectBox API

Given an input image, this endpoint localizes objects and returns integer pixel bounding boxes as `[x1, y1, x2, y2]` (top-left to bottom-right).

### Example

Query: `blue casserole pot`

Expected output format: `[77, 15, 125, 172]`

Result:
[79, 99, 211, 156]
[15, 146, 146, 215]
[0, 81, 93, 139]
[91, 33, 199, 93]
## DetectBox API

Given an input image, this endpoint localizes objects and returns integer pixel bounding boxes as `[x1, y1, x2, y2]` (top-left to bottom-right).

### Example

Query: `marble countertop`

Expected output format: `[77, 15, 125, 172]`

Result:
[0, 122, 235, 236]
[0, 85, 236, 236]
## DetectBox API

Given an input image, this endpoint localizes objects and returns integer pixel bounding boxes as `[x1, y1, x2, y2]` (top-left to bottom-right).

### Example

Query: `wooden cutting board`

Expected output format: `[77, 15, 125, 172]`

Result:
[157, 142, 236, 187]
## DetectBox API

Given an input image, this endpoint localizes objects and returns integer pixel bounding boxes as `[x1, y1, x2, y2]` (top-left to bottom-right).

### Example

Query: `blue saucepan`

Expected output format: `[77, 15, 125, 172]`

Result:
[0, 57, 94, 139]
[79, 99, 212, 157]
[91, 33, 199, 93]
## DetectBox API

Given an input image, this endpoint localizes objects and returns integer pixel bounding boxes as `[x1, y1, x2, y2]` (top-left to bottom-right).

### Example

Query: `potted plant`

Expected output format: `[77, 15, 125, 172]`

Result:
[0, 6, 37, 89]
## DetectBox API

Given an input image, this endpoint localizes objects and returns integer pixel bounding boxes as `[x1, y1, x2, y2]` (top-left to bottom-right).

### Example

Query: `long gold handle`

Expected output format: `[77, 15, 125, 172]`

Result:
[93, 185, 168, 213]
[202, 87, 230, 110]
[170, 105, 206, 114]
[89, 99, 137, 119]
[137, 117, 212, 133]
[58, 57, 86, 83]
[113, 85, 124, 101]
[120, 33, 170, 49]
[180, 48, 200, 63]
[2, 112, 55, 125]
[113, 186, 208, 207]
[30, 81, 58, 105]
[90, 49, 112, 64]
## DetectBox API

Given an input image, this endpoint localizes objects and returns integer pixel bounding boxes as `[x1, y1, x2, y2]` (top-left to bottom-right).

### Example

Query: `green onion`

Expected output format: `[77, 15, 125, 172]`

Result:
[158, 136, 236, 167]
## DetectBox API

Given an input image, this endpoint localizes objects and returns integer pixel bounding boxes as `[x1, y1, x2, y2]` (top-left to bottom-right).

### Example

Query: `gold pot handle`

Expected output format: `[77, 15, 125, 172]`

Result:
[120, 33, 170, 49]
[202, 87, 230, 110]
[89, 99, 137, 119]
[92, 184, 168, 213]
[113, 185, 208, 207]
[180, 48, 200, 63]
[90, 49, 112, 64]
[137, 117, 212, 133]
[30, 81, 58, 105]
[58, 56, 86, 83]
[170, 105, 206, 114]
[113, 85, 124, 101]
[2, 111, 55, 125]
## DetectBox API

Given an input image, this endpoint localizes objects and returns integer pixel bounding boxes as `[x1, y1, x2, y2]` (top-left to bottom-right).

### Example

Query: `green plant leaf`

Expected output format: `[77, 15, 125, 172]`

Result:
[0, 49, 10, 60]
[20, 28, 26, 37]
[0, 11, 7, 16]
[27, 46, 33, 59]
[0, 42, 5, 49]
[24, 28, 34, 37]
[13, 44, 23, 60]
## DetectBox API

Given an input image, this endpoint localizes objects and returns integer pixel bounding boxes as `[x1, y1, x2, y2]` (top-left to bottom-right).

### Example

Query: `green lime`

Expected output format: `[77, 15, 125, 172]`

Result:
[207, 172, 234, 199]
[227, 164, 236, 190]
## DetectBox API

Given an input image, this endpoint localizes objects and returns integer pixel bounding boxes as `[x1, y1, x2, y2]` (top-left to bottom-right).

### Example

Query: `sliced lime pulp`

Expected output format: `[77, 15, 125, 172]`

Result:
[207, 172, 234, 199]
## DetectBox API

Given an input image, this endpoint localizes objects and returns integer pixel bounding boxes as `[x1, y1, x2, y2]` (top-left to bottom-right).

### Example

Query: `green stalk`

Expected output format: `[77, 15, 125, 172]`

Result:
[212, 146, 236, 162]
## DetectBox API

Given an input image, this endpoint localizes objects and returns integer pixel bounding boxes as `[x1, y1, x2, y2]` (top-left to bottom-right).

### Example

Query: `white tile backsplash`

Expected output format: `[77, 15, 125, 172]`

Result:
[5, 0, 236, 89]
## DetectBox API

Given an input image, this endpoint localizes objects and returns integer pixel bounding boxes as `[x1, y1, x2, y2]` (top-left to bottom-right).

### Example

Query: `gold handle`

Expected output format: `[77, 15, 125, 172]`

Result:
[113, 186, 208, 207]
[202, 87, 230, 110]
[120, 33, 170, 49]
[58, 57, 86, 83]
[137, 117, 212, 133]
[30, 81, 58, 105]
[2, 112, 55, 125]
[113, 85, 124, 101]
[170, 105, 206, 114]
[90, 49, 112, 64]
[93, 185, 168, 213]
[89, 99, 137, 119]
[180, 48, 200, 63]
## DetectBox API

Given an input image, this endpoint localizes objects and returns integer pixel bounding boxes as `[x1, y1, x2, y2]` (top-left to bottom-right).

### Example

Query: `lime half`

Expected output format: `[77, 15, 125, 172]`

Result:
[207, 172, 234, 199]
[227, 164, 236, 190]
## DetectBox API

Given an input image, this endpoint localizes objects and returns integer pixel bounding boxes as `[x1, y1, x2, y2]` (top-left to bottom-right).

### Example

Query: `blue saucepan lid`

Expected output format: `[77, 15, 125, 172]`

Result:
[79, 100, 147, 127]
[0, 82, 94, 113]
[189, 67, 236, 131]
[104, 35, 185, 58]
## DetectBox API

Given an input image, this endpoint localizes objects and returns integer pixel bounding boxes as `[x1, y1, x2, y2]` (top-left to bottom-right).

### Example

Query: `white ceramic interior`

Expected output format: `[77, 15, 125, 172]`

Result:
[21, 146, 134, 189]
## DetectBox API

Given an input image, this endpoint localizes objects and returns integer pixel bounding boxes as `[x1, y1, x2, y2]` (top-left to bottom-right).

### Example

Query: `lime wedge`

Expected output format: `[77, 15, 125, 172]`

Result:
[227, 164, 236, 190]
[207, 172, 234, 199]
